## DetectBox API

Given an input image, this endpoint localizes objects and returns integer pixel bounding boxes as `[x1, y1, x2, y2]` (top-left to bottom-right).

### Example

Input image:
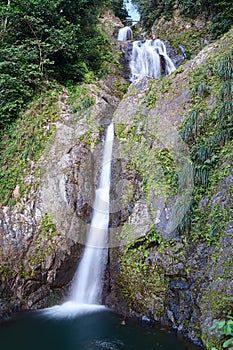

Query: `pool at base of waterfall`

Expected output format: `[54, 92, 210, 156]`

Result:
[0, 307, 202, 350]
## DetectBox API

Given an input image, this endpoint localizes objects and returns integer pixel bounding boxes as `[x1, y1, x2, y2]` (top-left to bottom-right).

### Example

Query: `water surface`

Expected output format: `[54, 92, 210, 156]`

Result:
[0, 308, 202, 350]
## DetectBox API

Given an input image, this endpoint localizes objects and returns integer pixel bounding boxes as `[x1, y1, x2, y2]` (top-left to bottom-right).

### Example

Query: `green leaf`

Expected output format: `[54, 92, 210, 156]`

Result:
[225, 323, 233, 335]
[211, 320, 226, 330]
[223, 337, 233, 348]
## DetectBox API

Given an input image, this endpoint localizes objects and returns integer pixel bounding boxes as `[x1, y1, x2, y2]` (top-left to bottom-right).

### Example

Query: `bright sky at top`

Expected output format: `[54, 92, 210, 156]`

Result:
[123, 0, 141, 21]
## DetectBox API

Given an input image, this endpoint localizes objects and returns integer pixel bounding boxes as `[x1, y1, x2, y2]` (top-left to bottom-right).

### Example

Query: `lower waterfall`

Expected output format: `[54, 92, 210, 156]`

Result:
[43, 123, 114, 317]
[130, 39, 176, 81]
[70, 122, 114, 304]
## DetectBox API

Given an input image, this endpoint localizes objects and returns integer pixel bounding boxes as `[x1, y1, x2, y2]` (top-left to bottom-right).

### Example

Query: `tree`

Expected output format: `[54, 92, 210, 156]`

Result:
[131, 0, 233, 36]
[0, 0, 121, 130]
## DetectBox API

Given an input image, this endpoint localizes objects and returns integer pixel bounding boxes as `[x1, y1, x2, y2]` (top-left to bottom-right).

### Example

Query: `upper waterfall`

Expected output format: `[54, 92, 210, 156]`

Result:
[130, 39, 176, 81]
[123, 0, 140, 21]
[118, 26, 132, 41]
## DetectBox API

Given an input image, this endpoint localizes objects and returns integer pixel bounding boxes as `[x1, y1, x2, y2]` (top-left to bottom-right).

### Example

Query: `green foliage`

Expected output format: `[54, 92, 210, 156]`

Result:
[145, 90, 158, 109]
[110, 0, 128, 20]
[27, 213, 58, 269]
[112, 80, 130, 98]
[178, 47, 233, 245]
[171, 66, 184, 78]
[192, 82, 210, 98]
[0, 0, 115, 132]
[211, 316, 233, 350]
[0, 87, 60, 205]
[180, 109, 208, 144]
[132, 0, 233, 38]
[68, 84, 96, 113]
[40, 213, 57, 238]
[132, 0, 175, 27]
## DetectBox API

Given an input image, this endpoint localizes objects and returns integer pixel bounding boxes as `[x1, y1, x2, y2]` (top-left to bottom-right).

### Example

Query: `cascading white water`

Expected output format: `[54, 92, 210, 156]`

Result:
[130, 39, 176, 81]
[70, 123, 114, 305]
[43, 124, 114, 318]
[123, 0, 140, 21]
[117, 26, 132, 41]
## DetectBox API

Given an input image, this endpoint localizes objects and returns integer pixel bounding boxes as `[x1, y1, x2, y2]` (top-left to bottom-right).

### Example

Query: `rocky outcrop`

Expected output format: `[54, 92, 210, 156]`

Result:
[106, 29, 233, 349]
[0, 83, 120, 318]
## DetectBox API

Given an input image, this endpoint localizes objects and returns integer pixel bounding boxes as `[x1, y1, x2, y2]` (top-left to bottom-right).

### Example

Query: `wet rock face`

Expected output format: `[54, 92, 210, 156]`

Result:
[162, 39, 186, 67]
[118, 41, 133, 80]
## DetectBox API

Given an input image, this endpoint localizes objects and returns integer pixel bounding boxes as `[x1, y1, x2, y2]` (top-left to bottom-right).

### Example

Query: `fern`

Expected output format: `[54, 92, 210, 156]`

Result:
[194, 144, 213, 162]
[219, 81, 233, 101]
[218, 101, 233, 125]
[194, 164, 210, 187]
[218, 50, 233, 79]
[192, 82, 210, 98]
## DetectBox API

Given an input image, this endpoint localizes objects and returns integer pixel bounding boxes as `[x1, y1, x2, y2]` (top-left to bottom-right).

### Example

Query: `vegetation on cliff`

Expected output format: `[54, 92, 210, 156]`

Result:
[132, 0, 233, 39]
[0, 0, 126, 206]
[0, 0, 126, 132]
[113, 28, 232, 349]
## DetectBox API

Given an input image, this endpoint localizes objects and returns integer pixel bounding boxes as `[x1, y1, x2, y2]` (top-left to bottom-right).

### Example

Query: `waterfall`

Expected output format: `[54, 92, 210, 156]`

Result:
[70, 123, 114, 304]
[130, 39, 176, 81]
[43, 124, 114, 317]
[117, 26, 132, 41]
[123, 0, 140, 21]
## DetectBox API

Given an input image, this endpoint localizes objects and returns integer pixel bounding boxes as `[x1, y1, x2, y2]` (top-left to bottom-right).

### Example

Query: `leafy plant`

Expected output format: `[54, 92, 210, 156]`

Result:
[192, 82, 210, 98]
[0, 87, 60, 205]
[131, 0, 233, 38]
[0, 0, 119, 132]
[211, 316, 233, 350]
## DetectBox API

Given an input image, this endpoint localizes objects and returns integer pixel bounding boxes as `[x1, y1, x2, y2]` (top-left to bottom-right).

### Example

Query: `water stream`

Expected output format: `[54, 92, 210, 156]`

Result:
[123, 0, 140, 21]
[117, 26, 132, 41]
[130, 39, 176, 81]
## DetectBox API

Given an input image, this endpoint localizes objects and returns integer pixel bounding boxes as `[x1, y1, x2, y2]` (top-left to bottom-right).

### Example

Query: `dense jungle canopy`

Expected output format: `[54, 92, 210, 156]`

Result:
[0, 0, 126, 131]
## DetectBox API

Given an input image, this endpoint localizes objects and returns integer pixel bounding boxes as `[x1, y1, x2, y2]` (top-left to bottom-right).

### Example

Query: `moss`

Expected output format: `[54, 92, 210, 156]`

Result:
[201, 288, 232, 327]
[159, 77, 172, 93]
[68, 84, 96, 113]
[112, 80, 130, 99]
[0, 265, 14, 278]
[145, 89, 158, 109]
[171, 66, 184, 78]
[40, 213, 57, 239]
[78, 125, 103, 149]
[118, 238, 168, 318]
[26, 213, 58, 273]
[155, 18, 211, 59]
[0, 84, 61, 206]
[128, 85, 138, 96]
[116, 105, 177, 201]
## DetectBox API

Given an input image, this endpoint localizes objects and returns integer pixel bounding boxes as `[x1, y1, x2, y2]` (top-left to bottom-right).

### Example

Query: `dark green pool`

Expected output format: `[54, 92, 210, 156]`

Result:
[0, 305, 202, 350]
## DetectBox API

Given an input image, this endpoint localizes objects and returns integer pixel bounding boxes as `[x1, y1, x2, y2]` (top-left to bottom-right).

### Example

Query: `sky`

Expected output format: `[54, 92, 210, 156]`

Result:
[123, 0, 141, 21]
